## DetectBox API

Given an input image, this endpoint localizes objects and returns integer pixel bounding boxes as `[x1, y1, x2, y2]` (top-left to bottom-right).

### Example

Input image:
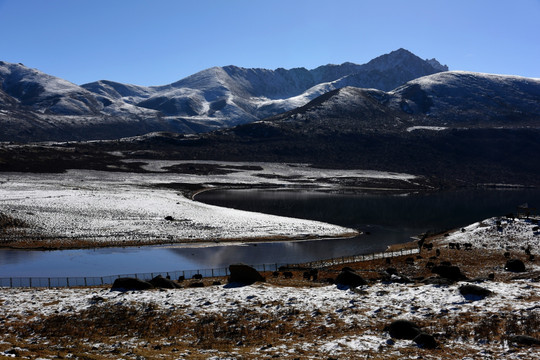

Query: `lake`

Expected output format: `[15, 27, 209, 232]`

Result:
[1, 188, 539, 278]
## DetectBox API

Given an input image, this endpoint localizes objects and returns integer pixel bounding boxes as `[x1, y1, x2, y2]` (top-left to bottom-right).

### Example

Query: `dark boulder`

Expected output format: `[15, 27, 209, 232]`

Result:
[149, 275, 181, 289]
[422, 277, 454, 286]
[505, 259, 526, 272]
[459, 284, 492, 300]
[509, 335, 540, 346]
[431, 265, 467, 282]
[386, 320, 421, 340]
[335, 268, 368, 288]
[111, 277, 154, 291]
[381, 272, 413, 284]
[228, 264, 265, 285]
[413, 332, 438, 349]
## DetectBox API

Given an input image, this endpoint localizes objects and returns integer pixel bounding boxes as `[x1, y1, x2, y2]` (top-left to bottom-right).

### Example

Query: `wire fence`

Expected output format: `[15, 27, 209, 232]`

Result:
[0, 248, 420, 288]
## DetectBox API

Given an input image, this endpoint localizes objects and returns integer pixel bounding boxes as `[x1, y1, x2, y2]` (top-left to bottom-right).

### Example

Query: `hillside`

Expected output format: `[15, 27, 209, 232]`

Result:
[0, 49, 446, 142]
[74, 71, 538, 187]
[1, 215, 538, 359]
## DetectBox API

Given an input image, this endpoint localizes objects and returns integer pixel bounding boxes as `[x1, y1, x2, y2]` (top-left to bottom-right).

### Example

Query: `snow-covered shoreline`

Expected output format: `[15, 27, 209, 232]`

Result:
[0, 161, 421, 247]
[1, 210, 539, 358]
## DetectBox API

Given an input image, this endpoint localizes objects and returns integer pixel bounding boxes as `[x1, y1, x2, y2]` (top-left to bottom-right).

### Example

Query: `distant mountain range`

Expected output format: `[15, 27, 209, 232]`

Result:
[0, 49, 448, 142]
[99, 70, 539, 186]
[255, 71, 540, 134]
[2, 49, 540, 186]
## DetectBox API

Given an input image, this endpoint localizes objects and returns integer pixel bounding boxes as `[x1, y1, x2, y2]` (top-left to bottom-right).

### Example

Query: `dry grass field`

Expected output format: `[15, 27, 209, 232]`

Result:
[0, 229, 539, 360]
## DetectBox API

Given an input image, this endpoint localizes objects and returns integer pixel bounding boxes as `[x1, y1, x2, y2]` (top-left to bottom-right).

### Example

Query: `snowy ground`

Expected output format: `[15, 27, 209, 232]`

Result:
[0, 259, 538, 359]
[0, 215, 539, 358]
[0, 160, 417, 246]
[0, 281, 540, 359]
[439, 216, 540, 251]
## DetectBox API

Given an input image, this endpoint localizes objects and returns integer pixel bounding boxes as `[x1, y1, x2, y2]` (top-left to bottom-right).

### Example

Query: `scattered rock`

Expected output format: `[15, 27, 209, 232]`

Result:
[111, 277, 154, 291]
[413, 332, 438, 349]
[431, 265, 467, 282]
[335, 268, 368, 288]
[509, 335, 540, 346]
[228, 264, 265, 285]
[386, 319, 421, 340]
[422, 277, 454, 286]
[189, 282, 204, 288]
[459, 284, 492, 300]
[89, 295, 106, 304]
[505, 259, 526, 272]
[149, 275, 181, 289]
[381, 272, 413, 284]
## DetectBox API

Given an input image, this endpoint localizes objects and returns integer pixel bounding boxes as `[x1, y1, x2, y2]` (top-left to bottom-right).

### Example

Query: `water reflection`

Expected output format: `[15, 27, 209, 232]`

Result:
[197, 188, 540, 231]
[1, 188, 539, 277]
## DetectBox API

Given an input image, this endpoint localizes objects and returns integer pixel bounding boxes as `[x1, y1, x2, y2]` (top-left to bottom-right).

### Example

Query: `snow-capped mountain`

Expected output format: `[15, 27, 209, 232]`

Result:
[0, 61, 104, 115]
[0, 49, 447, 141]
[258, 71, 540, 134]
[121, 71, 539, 186]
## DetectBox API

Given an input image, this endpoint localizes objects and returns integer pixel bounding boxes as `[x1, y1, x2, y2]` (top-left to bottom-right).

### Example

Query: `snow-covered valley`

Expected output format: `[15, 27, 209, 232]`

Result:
[0, 161, 423, 247]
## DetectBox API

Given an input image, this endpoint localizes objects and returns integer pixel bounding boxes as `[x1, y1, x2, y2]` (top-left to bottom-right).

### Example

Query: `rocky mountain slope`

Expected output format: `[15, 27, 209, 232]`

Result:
[97, 71, 539, 186]
[254, 71, 540, 134]
[0, 49, 446, 142]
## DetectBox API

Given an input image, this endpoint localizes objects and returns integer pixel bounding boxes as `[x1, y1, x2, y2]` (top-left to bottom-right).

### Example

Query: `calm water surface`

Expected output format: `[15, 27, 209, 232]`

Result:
[1, 188, 539, 277]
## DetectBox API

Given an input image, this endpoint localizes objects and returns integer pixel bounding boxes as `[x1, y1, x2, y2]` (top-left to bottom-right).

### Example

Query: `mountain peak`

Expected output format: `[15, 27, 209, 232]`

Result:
[364, 48, 448, 73]
[0, 49, 451, 142]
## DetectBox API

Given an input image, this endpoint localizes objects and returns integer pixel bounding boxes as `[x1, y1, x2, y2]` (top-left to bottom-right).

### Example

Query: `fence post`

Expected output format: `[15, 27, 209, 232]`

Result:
[263, 264, 266, 272]
[211, 269, 214, 277]
[29, 278, 32, 287]
[10, 278, 12, 288]
[66, 278, 69, 287]
[48, 278, 51, 288]
[101, 277, 104, 285]
[84, 277, 87, 287]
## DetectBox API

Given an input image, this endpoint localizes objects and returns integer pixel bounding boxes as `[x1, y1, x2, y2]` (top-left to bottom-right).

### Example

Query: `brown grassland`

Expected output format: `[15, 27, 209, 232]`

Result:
[0, 236, 538, 359]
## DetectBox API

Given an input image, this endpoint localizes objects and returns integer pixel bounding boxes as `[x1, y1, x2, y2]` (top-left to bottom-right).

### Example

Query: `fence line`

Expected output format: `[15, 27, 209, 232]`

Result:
[0, 248, 419, 288]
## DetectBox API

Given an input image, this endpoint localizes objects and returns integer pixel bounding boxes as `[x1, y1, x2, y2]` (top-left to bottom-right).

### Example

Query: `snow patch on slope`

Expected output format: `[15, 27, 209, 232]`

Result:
[440, 216, 540, 251]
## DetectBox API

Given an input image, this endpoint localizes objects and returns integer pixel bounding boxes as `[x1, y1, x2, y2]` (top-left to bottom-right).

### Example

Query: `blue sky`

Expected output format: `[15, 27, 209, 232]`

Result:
[0, 0, 538, 86]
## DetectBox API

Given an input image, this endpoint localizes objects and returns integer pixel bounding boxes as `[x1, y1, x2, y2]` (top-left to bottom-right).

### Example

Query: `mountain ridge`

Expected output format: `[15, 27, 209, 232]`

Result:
[0, 49, 447, 141]
[1, 70, 539, 187]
